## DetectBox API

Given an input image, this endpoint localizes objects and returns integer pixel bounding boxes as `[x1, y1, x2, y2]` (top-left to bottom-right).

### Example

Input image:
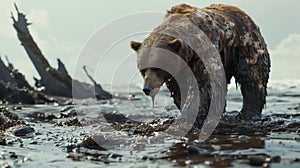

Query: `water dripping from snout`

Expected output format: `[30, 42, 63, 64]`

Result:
[151, 96, 155, 108]
[149, 88, 160, 109]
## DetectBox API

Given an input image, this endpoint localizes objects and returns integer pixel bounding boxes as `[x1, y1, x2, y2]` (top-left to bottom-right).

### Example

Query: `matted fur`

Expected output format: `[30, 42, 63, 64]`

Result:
[135, 4, 270, 128]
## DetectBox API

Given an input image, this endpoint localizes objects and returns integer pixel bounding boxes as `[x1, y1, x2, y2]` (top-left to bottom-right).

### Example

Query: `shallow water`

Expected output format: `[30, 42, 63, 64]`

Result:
[0, 80, 300, 167]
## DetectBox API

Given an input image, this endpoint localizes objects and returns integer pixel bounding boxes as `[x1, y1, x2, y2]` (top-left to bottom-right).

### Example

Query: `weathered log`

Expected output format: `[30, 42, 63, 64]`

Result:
[0, 80, 50, 104]
[11, 4, 111, 99]
[57, 58, 71, 79]
[0, 56, 18, 87]
[0, 56, 51, 104]
[83, 66, 112, 99]
[0, 56, 32, 90]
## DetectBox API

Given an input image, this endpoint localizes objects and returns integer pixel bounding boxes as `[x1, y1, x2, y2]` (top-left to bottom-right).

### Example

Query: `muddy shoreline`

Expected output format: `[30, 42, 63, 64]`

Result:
[0, 95, 300, 167]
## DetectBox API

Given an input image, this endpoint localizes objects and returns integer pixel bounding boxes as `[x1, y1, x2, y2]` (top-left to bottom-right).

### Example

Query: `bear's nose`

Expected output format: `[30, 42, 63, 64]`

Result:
[143, 85, 153, 96]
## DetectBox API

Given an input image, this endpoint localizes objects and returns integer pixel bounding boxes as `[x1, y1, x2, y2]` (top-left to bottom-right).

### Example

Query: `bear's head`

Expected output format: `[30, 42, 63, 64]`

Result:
[130, 35, 186, 97]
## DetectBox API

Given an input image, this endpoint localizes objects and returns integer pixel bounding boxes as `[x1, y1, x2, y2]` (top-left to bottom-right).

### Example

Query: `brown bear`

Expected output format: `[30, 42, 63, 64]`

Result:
[130, 4, 270, 128]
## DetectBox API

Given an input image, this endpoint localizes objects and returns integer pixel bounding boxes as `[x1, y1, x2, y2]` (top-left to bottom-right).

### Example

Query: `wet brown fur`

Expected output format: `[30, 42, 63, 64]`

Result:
[133, 4, 270, 128]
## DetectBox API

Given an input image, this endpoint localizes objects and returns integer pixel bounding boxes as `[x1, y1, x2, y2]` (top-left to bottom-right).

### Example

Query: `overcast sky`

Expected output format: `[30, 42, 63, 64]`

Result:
[0, 0, 299, 86]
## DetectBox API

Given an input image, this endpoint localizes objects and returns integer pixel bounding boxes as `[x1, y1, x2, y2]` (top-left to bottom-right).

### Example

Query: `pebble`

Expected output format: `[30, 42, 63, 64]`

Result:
[209, 138, 219, 144]
[30, 141, 38, 145]
[64, 100, 75, 105]
[141, 156, 148, 160]
[108, 153, 121, 159]
[66, 144, 76, 153]
[204, 160, 212, 166]
[271, 155, 281, 163]
[10, 152, 18, 159]
[7, 141, 14, 145]
[211, 145, 221, 150]
[233, 140, 241, 144]
[13, 106, 22, 110]
[81, 137, 106, 150]
[287, 122, 300, 128]
[14, 126, 35, 137]
[237, 135, 250, 141]
[193, 139, 204, 145]
[2, 163, 12, 168]
[0, 138, 6, 145]
[60, 106, 74, 112]
[187, 145, 209, 155]
[249, 156, 266, 166]
[184, 160, 192, 165]
[35, 132, 42, 135]
[294, 137, 300, 141]
[262, 163, 269, 168]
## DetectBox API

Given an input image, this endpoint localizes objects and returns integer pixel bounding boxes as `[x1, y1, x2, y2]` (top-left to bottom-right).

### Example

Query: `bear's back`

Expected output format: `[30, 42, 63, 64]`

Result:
[165, 4, 269, 83]
[167, 4, 263, 49]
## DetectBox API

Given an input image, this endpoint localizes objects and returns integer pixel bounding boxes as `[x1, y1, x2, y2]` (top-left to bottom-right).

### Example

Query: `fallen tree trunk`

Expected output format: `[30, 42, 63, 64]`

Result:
[11, 4, 111, 99]
[0, 56, 19, 88]
[0, 80, 51, 104]
[0, 56, 51, 104]
[0, 56, 32, 90]
[83, 66, 112, 99]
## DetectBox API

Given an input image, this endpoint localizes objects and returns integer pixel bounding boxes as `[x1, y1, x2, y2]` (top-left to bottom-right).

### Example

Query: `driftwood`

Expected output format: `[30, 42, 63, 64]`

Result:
[11, 4, 111, 100]
[0, 56, 50, 104]
[83, 66, 112, 99]
[0, 56, 32, 90]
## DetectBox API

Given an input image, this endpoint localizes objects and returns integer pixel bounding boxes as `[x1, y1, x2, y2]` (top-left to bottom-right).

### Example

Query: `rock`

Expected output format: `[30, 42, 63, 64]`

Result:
[55, 118, 81, 126]
[29, 141, 38, 145]
[187, 145, 209, 155]
[14, 126, 35, 137]
[108, 153, 121, 159]
[13, 106, 22, 110]
[248, 156, 266, 166]
[287, 122, 300, 128]
[0, 107, 25, 132]
[60, 110, 77, 118]
[66, 144, 77, 153]
[141, 156, 148, 160]
[271, 155, 281, 163]
[237, 135, 250, 141]
[60, 106, 75, 112]
[81, 137, 107, 150]
[204, 160, 212, 166]
[211, 145, 221, 150]
[0, 138, 6, 145]
[10, 152, 18, 159]
[209, 138, 219, 144]
[0, 107, 34, 136]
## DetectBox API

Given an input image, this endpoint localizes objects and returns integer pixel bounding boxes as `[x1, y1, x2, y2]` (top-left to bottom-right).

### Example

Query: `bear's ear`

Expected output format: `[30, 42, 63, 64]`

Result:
[168, 38, 183, 52]
[130, 41, 142, 52]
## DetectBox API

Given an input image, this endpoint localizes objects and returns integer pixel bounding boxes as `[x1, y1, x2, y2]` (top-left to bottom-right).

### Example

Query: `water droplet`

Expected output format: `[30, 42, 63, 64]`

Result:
[151, 96, 155, 109]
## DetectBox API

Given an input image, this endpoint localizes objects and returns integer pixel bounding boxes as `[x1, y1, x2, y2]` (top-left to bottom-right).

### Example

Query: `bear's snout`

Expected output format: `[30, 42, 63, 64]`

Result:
[143, 85, 153, 96]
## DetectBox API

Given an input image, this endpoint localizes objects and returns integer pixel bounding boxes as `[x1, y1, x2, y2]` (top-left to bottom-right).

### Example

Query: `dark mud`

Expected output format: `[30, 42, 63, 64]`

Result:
[0, 82, 300, 167]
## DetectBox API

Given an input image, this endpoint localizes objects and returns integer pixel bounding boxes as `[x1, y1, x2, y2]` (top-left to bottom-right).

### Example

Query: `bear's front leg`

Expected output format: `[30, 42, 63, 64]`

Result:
[237, 82, 266, 120]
